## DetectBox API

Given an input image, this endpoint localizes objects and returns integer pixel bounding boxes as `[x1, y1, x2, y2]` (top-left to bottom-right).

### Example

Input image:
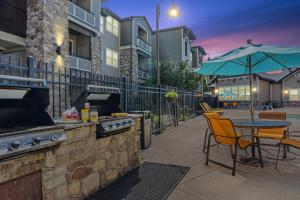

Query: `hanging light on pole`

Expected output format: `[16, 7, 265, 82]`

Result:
[156, 0, 180, 133]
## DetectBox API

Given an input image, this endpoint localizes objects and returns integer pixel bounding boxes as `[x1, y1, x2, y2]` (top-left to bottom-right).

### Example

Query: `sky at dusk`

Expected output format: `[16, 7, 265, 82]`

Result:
[103, 0, 300, 57]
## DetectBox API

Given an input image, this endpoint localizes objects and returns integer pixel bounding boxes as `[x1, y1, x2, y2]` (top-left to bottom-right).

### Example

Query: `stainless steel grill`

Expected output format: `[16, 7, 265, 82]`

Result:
[74, 85, 135, 138]
[0, 76, 66, 160]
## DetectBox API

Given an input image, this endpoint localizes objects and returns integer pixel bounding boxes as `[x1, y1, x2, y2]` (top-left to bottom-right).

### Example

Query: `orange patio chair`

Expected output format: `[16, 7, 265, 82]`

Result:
[200, 102, 224, 116]
[275, 138, 300, 169]
[202, 112, 220, 153]
[256, 112, 288, 140]
[223, 101, 229, 109]
[203, 113, 263, 175]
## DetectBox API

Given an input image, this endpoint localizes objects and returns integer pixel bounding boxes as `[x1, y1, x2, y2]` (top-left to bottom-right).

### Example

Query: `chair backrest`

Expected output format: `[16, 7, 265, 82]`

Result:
[202, 102, 212, 111]
[259, 111, 286, 121]
[200, 103, 208, 112]
[203, 113, 237, 145]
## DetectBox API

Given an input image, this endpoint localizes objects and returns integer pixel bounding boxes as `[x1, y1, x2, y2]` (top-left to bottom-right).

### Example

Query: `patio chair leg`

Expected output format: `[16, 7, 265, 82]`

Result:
[275, 144, 281, 169]
[229, 145, 234, 159]
[256, 138, 264, 168]
[203, 128, 209, 153]
[232, 142, 238, 176]
[206, 134, 212, 165]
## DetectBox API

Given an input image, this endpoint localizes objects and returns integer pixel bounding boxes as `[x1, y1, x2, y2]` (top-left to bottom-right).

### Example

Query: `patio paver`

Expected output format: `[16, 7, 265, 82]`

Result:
[142, 109, 300, 200]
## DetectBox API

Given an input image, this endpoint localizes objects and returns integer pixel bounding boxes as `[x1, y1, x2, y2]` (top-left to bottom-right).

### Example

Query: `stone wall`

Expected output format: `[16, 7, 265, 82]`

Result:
[26, 0, 69, 68]
[91, 36, 102, 74]
[120, 48, 139, 82]
[0, 120, 141, 200]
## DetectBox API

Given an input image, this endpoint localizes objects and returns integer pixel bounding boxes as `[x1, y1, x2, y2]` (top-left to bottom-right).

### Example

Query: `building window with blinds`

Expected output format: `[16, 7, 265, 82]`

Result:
[289, 89, 299, 101]
[106, 16, 119, 36]
[106, 48, 118, 68]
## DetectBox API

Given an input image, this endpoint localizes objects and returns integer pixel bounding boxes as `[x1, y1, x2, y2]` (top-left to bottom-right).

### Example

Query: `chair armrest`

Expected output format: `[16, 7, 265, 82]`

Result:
[289, 131, 300, 138]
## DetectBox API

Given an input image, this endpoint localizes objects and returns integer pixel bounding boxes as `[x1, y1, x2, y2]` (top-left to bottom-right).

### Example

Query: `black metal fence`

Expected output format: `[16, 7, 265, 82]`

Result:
[0, 56, 201, 134]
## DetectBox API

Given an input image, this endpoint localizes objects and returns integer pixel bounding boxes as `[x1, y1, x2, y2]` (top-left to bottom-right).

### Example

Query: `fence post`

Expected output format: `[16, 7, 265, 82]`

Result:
[175, 87, 178, 126]
[192, 91, 195, 117]
[158, 85, 162, 134]
[123, 77, 128, 112]
[27, 56, 35, 78]
[183, 92, 186, 121]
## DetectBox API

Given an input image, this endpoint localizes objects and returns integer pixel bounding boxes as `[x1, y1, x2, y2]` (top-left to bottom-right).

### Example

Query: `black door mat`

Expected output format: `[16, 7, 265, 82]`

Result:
[85, 162, 190, 200]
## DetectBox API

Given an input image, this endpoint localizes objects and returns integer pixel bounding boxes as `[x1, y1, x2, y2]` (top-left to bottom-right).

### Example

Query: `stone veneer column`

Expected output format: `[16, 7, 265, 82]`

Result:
[91, 36, 102, 74]
[26, 0, 69, 68]
[120, 48, 139, 82]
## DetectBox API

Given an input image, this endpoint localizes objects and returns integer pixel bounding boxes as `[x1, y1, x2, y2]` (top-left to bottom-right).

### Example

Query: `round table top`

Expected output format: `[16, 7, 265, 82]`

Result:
[232, 120, 291, 129]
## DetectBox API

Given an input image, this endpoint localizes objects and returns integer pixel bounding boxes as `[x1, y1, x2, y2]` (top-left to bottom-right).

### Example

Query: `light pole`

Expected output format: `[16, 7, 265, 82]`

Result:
[156, 0, 180, 86]
[156, 0, 180, 133]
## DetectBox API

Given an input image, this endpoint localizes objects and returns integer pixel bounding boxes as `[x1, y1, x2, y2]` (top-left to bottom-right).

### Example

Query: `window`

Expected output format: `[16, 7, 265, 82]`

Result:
[106, 16, 119, 36]
[106, 48, 118, 68]
[69, 40, 75, 56]
[100, 16, 104, 33]
[218, 85, 250, 101]
[289, 89, 299, 101]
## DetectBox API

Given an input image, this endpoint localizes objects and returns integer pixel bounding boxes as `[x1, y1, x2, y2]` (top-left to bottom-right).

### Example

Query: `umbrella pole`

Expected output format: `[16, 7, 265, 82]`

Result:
[248, 55, 256, 158]
[248, 57, 254, 122]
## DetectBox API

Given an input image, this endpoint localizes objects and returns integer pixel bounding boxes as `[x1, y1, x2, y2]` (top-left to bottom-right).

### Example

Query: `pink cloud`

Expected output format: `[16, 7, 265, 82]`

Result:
[194, 25, 300, 58]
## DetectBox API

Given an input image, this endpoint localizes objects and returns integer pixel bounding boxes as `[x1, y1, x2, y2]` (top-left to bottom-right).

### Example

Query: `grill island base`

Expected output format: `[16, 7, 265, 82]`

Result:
[0, 122, 141, 200]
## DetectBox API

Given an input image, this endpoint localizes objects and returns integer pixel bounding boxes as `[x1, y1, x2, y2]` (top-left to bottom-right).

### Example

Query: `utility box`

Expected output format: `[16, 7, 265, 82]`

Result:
[129, 111, 152, 149]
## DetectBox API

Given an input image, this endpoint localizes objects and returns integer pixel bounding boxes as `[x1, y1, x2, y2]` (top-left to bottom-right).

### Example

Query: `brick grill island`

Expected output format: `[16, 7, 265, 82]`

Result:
[0, 120, 141, 199]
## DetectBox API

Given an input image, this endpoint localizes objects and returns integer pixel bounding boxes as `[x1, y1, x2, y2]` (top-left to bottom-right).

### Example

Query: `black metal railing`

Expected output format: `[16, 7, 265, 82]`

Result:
[0, 3, 26, 37]
[0, 57, 201, 134]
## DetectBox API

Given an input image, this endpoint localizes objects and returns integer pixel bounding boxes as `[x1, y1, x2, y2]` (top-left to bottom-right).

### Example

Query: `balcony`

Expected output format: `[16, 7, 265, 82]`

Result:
[69, 55, 91, 71]
[0, 2, 26, 37]
[137, 38, 152, 55]
[67, 1, 96, 31]
[138, 69, 151, 80]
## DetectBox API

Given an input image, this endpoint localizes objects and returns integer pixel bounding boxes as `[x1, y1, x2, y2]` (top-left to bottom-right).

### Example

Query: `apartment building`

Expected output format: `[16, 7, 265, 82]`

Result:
[100, 8, 121, 77]
[100, 8, 153, 82]
[0, 0, 102, 73]
[152, 26, 196, 69]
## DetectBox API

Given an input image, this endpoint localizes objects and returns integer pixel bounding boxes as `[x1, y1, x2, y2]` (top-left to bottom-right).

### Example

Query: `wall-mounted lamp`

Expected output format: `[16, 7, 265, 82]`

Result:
[215, 88, 219, 94]
[284, 89, 289, 95]
[56, 46, 61, 55]
[252, 87, 257, 93]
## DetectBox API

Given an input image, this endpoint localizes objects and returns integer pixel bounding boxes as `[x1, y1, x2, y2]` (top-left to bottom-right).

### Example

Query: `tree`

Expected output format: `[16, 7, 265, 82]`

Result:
[148, 61, 207, 91]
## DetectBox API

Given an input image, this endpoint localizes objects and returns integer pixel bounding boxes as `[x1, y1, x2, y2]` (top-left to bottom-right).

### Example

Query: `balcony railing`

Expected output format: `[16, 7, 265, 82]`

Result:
[138, 69, 151, 80]
[69, 55, 91, 71]
[0, 3, 26, 37]
[137, 38, 152, 55]
[67, 1, 95, 28]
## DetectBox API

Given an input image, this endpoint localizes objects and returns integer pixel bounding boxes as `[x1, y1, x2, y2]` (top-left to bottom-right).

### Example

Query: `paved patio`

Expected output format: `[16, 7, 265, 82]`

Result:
[142, 109, 300, 200]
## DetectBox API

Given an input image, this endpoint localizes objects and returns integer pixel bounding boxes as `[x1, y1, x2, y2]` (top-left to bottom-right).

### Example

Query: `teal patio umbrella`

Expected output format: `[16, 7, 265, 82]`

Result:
[194, 40, 300, 121]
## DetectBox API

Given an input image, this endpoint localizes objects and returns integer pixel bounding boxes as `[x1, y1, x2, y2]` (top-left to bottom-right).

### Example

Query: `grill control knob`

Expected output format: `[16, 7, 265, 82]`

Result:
[115, 122, 121, 127]
[108, 125, 114, 129]
[51, 135, 59, 141]
[9, 141, 20, 150]
[32, 137, 42, 145]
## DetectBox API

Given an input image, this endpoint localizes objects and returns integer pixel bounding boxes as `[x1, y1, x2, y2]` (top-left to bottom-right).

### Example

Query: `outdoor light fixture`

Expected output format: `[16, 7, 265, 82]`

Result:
[215, 88, 219, 94]
[284, 89, 289, 95]
[168, 1, 180, 18]
[56, 46, 61, 55]
[252, 87, 257, 92]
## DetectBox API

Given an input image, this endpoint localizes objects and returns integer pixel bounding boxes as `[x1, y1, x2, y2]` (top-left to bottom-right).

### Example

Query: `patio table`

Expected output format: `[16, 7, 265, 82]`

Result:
[232, 120, 291, 166]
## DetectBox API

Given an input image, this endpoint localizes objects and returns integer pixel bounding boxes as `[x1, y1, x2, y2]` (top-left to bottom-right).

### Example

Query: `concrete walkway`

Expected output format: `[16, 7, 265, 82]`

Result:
[141, 109, 300, 200]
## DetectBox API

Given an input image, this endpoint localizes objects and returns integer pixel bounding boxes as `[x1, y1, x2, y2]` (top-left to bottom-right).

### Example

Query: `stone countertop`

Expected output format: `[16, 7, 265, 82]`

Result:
[55, 121, 99, 130]
[128, 114, 144, 119]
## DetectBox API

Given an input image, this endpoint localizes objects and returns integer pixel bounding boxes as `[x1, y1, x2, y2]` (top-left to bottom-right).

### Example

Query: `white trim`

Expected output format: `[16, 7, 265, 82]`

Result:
[120, 46, 137, 50]
[0, 31, 26, 46]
